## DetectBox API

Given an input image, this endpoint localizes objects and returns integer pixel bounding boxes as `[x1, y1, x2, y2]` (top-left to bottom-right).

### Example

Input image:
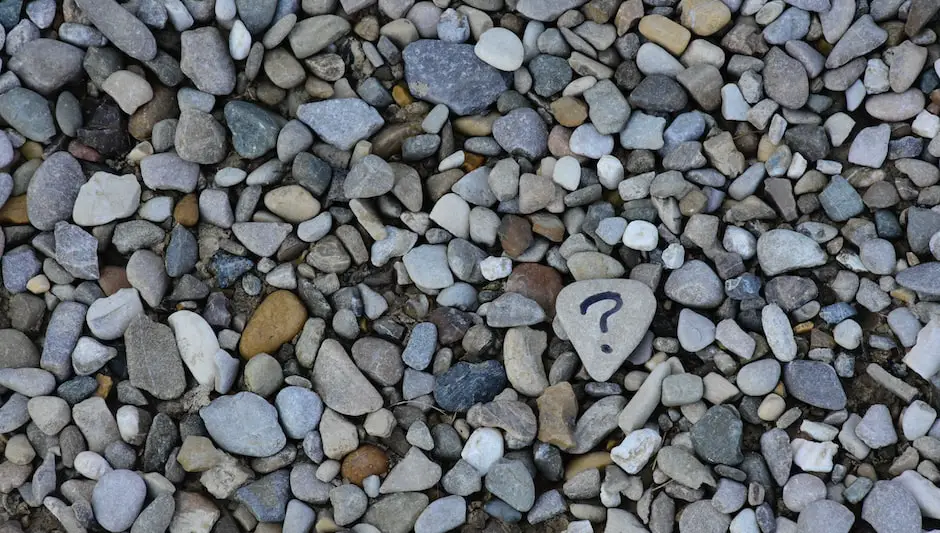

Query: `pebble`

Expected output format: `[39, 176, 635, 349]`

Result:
[297, 98, 385, 150]
[404, 40, 509, 115]
[200, 392, 287, 457]
[91, 470, 147, 532]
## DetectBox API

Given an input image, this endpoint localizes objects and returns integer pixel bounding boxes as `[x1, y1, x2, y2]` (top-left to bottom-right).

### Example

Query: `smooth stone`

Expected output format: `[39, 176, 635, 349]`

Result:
[91, 470, 147, 532]
[200, 392, 287, 457]
[556, 279, 656, 382]
[403, 39, 510, 115]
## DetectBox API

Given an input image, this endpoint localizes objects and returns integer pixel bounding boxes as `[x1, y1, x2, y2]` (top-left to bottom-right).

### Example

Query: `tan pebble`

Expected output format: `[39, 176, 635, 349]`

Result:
[638, 15, 691, 55]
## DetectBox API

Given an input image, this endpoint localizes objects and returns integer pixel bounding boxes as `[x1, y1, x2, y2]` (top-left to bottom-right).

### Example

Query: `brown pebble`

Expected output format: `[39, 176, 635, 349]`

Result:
[498, 214, 534, 258]
[551, 96, 588, 127]
[537, 382, 579, 450]
[341, 445, 389, 486]
[98, 266, 131, 296]
[462, 152, 485, 172]
[239, 290, 308, 359]
[0, 195, 29, 224]
[95, 374, 113, 398]
[529, 212, 565, 242]
[392, 84, 413, 107]
[174, 193, 199, 227]
[505, 264, 563, 317]
[68, 140, 103, 162]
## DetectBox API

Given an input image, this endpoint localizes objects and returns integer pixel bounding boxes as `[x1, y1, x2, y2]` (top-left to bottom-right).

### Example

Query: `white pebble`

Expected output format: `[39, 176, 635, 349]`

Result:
[438, 150, 465, 171]
[662, 243, 685, 269]
[215, 167, 247, 187]
[480, 257, 512, 281]
[474, 28, 524, 72]
[461, 427, 504, 475]
[622, 220, 658, 251]
[229, 20, 251, 61]
[902, 400, 938, 440]
[610, 429, 661, 474]
[597, 155, 624, 189]
[912, 110, 940, 138]
[553, 156, 581, 191]
[74, 451, 113, 480]
[791, 438, 837, 473]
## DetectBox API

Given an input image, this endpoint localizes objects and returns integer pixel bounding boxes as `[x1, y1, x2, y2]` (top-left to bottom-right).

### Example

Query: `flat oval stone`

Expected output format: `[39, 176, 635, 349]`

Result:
[239, 290, 308, 359]
[26, 152, 85, 231]
[200, 392, 287, 457]
[783, 360, 846, 410]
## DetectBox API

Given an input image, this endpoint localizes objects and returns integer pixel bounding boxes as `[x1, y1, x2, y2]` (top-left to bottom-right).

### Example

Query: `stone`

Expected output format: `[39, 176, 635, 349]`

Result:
[9, 39, 85, 95]
[312, 339, 384, 416]
[493, 108, 548, 160]
[610, 428, 661, 474]
[756, 229, 828, 276]
[72, 172, 140, 226]
[664, 260, 723, 308]
[485, 459, 535, 512]
[200, 392, 287, 457]
[691, 405, 743, 465]
[235, 470, 291, 522]
[180, 27, 235, 94]
[434, 360, 507, 412]
[380, 448, 442, 493]
[474, 27, 523, 71]
[556, 279, 656, 382]
[240, 290, 307, 359]
[91, 470, 147, 532]
[862, 481, 921, 533]
[404, 40, 510, 115]
[26, 152, 84, 231]
[783, 360, 847, 410]
[74, 0, 157, 60]
[297, 98, 384, 150]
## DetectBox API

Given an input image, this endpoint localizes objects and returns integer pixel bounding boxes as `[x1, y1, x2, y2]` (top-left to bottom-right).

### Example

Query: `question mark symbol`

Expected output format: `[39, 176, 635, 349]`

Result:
[580, 291, 624, 354]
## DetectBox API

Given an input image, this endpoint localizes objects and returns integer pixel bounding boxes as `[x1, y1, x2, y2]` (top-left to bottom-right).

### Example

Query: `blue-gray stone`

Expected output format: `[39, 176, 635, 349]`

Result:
[724, 273, 762, 300]
[26, 152, 85, 231]
[8, 39, 85, 95]
[200, 392, 286, 457]
[691, 406, 744, 465]
[896, 262, 940, 297]
[783, 360, 846, 410]
[165, 225, 198, 278]
[492, 108, 548, 160]
[210, 251, 254, 288]
[875, 209, 903, 239]
[484, 499, 522, 523]
[296, 99, 385, 151]
[236, 0, 276, 34]
[0, 87, 55, 142]
[819, 176, 864, 222]
[818, 302, 856, 324]
[529, 54, 573, 97]
[434, 360, 507, 412]
[0, 0, 22, 30]
[2, 245, 40, 293]
[235, 469, 291, 522]
[74, 0, 157, 61]
[56, 376, 97, 405]
[41, 301, 88, 381]
[55, 222, 99, 280]
[225, 101, 282, 159]
[404, 40, 510, 116]
[907, 207, 940, 254]
[402, 322, 438, 370]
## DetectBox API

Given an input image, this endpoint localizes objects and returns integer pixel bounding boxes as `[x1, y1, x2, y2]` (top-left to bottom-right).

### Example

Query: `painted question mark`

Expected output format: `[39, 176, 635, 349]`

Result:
[580, 291, 624, 354]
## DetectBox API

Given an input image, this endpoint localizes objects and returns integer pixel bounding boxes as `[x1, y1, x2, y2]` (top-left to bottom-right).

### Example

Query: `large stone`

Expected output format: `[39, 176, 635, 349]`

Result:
[312, 339, 384, 416]
[124, 315, 186, 400]
[8, 39, 85, 95]
[26, 152, 85, 231]
[74, 0, 157, 60]
[297, 99, 385, 150]
[200, 392, 287, 457]
[404, 40, 510, 115]
[556, 279, 656, 382]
